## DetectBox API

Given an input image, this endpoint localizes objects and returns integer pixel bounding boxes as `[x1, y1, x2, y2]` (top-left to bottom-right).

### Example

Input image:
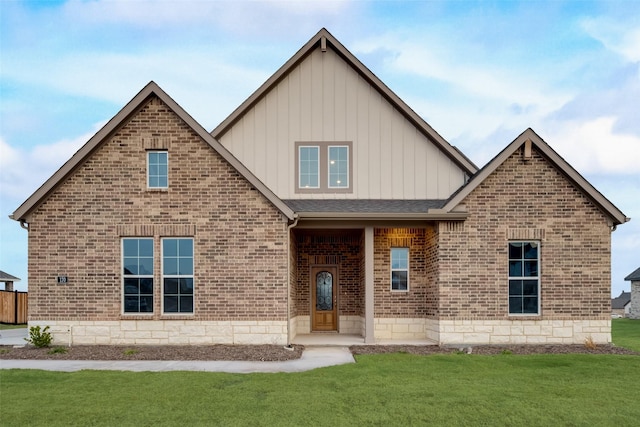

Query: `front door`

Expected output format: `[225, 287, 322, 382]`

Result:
[311, 266, 338, 331]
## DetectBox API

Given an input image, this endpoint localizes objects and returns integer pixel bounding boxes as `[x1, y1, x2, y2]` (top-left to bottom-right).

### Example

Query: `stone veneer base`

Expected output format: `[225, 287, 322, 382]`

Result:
[436, 319, 611, 345]
[31, 320, 288, 346]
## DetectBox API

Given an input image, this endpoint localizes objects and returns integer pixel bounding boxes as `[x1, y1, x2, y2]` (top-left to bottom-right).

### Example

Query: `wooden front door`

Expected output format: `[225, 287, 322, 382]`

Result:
[311, 266, 338, 331]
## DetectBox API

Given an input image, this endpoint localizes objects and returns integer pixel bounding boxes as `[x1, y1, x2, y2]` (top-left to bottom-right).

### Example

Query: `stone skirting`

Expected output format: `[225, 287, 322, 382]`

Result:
[435, 319, 611, 345]
[374, 318, 427, 341]
[31, 320, 288, 346]
[630, 282, 640, 320]
[290, 315, 363, 336]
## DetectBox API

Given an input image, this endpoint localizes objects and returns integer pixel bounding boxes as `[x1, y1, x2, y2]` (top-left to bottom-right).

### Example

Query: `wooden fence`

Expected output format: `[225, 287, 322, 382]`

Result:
[0, 290, 28, 324]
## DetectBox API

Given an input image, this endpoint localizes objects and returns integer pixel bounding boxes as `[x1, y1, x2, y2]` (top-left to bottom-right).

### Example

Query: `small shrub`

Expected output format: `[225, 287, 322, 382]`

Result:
[123, 349, 139, 356]
[0, 349, 9, 354]
[584, 336, 597, 350]
[25, 326, 53, 348]
[47, 346, 68, 355]
[501, 349, 513, 355]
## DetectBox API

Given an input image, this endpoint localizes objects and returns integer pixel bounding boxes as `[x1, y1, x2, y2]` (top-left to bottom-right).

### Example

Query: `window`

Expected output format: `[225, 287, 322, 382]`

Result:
[508, 241, 540, 315]
[328, 146, 348, 188]
[299, 146, 319, 188]
[391, 248, 409, 291]
[162, 238, 194, 313]
[295, 142, 352, 193]
[122, 238, 154, 313]
[148, 151, 168, 188]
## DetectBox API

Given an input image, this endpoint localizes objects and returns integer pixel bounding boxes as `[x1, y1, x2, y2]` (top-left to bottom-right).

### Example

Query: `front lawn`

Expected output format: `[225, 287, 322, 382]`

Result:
[2, 353, 639, 426]
[0, 323, 26, 330]
[612, 318, 640, 352]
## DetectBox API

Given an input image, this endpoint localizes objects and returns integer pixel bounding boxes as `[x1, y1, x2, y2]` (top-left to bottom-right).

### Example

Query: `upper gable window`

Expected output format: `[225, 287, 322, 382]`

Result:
[299, 146, 320, 188]
[148, 151, 168, 188]
[508, 241, 540, 315]
[296, 142, 352, 193]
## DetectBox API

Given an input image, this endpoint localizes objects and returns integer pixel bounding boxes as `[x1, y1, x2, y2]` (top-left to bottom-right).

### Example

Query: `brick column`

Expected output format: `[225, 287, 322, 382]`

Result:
[364, 226, 375, 343]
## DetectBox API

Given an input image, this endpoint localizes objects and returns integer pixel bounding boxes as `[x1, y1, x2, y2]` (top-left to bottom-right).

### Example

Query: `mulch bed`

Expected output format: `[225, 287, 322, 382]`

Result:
[350, 344, 638, 356]
[1, 343, 637, 361]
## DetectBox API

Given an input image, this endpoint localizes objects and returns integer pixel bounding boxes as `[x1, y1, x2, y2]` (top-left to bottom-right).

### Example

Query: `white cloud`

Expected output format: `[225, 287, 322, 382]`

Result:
[0, 124, 103, 203]
[582, 18, 640, 62]
[544, 116, 640, 175]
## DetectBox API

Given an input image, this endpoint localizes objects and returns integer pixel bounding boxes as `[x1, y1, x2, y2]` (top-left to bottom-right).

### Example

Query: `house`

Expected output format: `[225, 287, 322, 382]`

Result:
[0, 270, 21, 292]
[611, 291, 631, 318]
[10, 29, 629, 346]
[624, 267, 640, 319]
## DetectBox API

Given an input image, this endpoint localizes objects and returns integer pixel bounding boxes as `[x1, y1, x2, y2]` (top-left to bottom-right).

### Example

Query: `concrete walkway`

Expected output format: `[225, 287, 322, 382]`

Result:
[0, 328, 355, 373]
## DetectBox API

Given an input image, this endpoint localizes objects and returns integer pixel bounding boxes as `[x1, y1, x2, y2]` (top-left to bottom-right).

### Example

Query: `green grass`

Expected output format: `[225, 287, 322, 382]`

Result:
[2, 354, 640, 426]
[612, 318, 640, 352]
[0, 323, 26, 330]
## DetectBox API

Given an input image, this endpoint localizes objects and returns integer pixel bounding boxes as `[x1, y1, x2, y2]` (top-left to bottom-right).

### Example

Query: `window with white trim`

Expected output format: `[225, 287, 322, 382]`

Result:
[147, 151, 168, 188]
[328, 146, 348, 188]
[162, 238, 194, 313]
[508, 241, 540, 315]
[122, 238, 154, 313]
[296, 142, 352, 193]
[299, 146, 319, 188]
[391, 247, 409, 291]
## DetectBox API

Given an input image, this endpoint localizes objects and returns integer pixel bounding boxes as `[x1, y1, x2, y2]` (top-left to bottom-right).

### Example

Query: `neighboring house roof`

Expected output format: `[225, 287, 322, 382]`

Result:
[0, 271, 21, 282]
[211, 28, 478, 176]
[440, 128, 629, 226]
[612, 291, 631, 309]
[11, 82, 295, 222]
[625, 267, 640, 281]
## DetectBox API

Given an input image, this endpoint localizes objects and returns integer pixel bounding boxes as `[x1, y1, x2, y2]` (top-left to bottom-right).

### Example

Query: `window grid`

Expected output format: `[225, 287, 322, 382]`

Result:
[148, 151, 168, 188]
[328, 146, 348, 188]
[391, 247, 409, 291]
[508, 241, 540, 315]
[122, 238, 154, 313]
[162, 238, 194, 314]
[298, 146, 320, 188]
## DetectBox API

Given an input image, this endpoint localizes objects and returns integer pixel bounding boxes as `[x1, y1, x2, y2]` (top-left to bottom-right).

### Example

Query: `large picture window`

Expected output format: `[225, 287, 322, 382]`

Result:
[122, 238, 154, 313]
[295, 142, 352, 193]
[508, 241, 540, 315]
[162, 238, 194, 313]
[391, 247, 409, 291]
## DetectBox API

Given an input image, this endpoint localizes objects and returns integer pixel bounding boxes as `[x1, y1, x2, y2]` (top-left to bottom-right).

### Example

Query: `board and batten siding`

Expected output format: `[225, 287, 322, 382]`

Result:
[218, 47, 466, 200]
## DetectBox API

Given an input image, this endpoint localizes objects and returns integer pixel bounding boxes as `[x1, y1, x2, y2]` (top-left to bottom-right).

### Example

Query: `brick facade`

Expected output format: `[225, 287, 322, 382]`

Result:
[27, 97, 289, 340]
[436, 147, 612, 330]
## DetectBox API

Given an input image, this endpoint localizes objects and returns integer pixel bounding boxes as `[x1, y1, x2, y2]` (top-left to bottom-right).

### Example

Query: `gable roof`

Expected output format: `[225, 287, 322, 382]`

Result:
[611, 291, 631, 309]
[0, 270, 21, 282]
[440, 128, 629, 226]
[625, 267, 640, 281]
[211, 28, 478, 176]
[11, 82, 295, 222]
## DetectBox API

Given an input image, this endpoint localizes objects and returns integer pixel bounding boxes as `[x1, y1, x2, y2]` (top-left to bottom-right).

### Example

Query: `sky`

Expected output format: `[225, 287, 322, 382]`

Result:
[1, 0, 638, 297]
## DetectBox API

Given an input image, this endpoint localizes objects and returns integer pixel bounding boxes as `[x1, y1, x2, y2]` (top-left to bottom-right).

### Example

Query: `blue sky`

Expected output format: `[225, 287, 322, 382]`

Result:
[1, 0, 638, 296]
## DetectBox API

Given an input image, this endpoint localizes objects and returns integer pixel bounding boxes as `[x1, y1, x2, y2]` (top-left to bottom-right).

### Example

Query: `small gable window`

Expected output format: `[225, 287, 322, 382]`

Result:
[508, 241, 540, 315]
[296, 142, 352, 193]
[148, 151, 168, 188]
[391, 247, 409, 291]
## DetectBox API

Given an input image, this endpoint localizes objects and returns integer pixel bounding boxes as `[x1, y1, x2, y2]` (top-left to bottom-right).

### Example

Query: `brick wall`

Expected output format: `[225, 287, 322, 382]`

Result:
[27, 96, 289, 323]
[293, 230, 364, 318]
[437, 146, 612, 320]
[374, 227, 432, 318]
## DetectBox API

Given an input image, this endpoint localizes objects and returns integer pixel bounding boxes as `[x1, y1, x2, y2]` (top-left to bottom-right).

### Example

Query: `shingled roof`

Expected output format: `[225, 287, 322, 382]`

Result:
[0, 270, 21, 282]
[624, 267, 640, 282]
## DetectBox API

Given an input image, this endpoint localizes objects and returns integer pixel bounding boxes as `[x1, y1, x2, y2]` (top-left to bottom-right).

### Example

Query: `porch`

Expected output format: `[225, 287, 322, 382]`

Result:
[288, 225, 439, 344]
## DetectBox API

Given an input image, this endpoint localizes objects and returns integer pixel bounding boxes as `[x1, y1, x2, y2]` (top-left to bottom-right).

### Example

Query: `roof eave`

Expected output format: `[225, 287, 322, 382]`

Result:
[11, 82, 295, 222]
[211, 28, 478, 175]
[442, 128, 629, 226]
[295, 211, 468, 221]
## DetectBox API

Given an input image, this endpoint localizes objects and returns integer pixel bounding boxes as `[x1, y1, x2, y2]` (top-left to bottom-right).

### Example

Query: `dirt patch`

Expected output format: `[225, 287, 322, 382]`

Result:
[0, 344, 304, 361]
[350, 344, 638, 356]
